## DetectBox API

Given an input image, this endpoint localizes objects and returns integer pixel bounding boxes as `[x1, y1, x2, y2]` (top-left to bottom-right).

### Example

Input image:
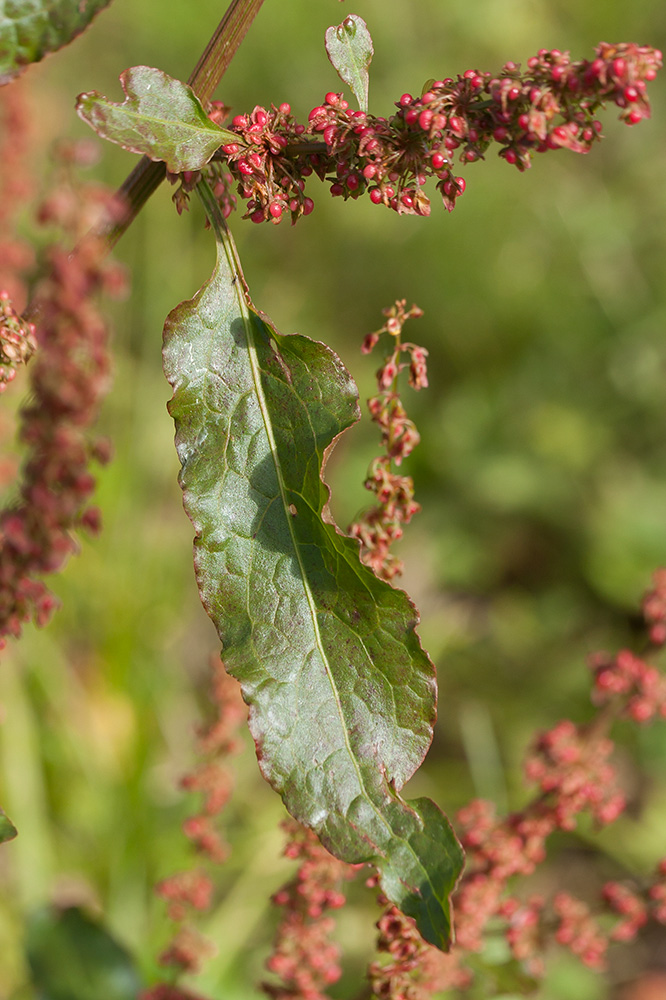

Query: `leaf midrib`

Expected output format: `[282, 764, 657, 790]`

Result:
[82, 95, 231, 137]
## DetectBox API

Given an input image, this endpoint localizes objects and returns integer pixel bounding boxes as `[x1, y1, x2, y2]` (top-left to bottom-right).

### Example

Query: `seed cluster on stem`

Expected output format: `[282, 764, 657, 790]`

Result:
[180, 42, 662, 225]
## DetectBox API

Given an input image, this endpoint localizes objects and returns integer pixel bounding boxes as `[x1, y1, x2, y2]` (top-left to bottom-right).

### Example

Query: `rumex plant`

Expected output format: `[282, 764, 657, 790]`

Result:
[0, 1, 665, 998]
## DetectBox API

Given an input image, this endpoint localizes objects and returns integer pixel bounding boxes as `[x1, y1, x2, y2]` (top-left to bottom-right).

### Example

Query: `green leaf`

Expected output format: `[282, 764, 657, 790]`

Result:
[162, 181, 464, 949]
[0, 0, 112, 84]
[325, 14, 373, 113]
[76, 66, 237, 173]
[26, 906, 143, 1000]
[0, 805, 17, 842]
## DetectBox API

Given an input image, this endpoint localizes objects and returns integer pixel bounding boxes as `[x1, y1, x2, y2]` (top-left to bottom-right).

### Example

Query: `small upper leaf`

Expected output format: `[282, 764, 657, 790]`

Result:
[325, 14, 373, 112]
[0, 0, 112, 84]
[76, 66, 236, 173]
[163, 182, 463, 948]
[0, 806, 17, 843]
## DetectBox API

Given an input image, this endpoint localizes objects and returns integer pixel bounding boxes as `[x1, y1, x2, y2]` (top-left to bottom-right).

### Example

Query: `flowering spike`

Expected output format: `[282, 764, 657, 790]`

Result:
[207, 42, 660, 224]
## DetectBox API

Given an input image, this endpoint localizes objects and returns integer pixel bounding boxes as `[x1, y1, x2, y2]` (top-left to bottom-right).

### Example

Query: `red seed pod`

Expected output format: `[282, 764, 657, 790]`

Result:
[418, 109, 433, 130]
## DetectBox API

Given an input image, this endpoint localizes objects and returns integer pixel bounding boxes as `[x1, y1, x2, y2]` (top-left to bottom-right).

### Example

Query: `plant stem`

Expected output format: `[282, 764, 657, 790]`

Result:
[188, 0, 265, 104]
[106, 0, 266, 250]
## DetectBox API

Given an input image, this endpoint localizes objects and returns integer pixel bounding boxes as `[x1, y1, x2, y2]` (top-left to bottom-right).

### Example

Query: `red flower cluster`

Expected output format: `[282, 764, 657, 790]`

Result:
[499, 895, 545, 975]
[157, 926, 216, 977]
[218, 102, 315, 225]
[525, 718, 625, 827]
[552, 892, 607, 968]
[349, 301, 426, 582]
[263, 819, 358, 1000]
[602, 881, 648, 942]
[211, 42, 661, 223]
[590, 648, 666, 723]
[0, 291, 36, 392]
[369, 899, 469, 999]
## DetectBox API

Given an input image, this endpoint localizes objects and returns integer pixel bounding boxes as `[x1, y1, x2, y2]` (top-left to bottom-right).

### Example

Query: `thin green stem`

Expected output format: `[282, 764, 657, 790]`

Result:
[105, 0, 266, 250]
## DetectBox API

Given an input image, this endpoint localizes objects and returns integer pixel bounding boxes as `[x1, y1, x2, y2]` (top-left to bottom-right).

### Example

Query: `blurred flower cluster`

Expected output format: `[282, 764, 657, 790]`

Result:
[263, 819, 359, 1000]
[146, 658, 247, 988]
[369, 570, 666, 995]
[0, 135, 127, 649]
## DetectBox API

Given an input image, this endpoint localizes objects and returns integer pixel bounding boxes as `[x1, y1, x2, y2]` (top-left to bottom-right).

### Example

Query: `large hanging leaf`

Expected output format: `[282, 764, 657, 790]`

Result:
[76, 66, 237, 173]
[0, 0, 112, 84]
[163, 181, 463, 949]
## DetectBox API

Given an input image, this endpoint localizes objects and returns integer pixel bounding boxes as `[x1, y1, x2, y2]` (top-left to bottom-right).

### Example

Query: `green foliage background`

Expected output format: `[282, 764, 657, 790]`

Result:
[1, 0, 666, 997]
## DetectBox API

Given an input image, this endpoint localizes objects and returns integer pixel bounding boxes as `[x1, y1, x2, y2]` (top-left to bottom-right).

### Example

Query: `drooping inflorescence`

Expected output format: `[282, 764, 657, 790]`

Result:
[199, 42, 661, 224]
[349, 300, 426, 582]
[142, 658, 247, 997]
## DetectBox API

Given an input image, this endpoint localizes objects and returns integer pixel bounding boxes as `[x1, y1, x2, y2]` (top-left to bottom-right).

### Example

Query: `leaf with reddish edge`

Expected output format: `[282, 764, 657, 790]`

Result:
[162, 179, 463, 949]
[0, 806, 16, 843]
[325, 14, 373, 113]
[0, 0, 112, 84]
[76, 66, 237, 173]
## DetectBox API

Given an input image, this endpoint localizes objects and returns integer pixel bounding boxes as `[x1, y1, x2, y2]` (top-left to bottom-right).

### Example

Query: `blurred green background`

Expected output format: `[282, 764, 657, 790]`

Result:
[2, 0, 666, 996]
